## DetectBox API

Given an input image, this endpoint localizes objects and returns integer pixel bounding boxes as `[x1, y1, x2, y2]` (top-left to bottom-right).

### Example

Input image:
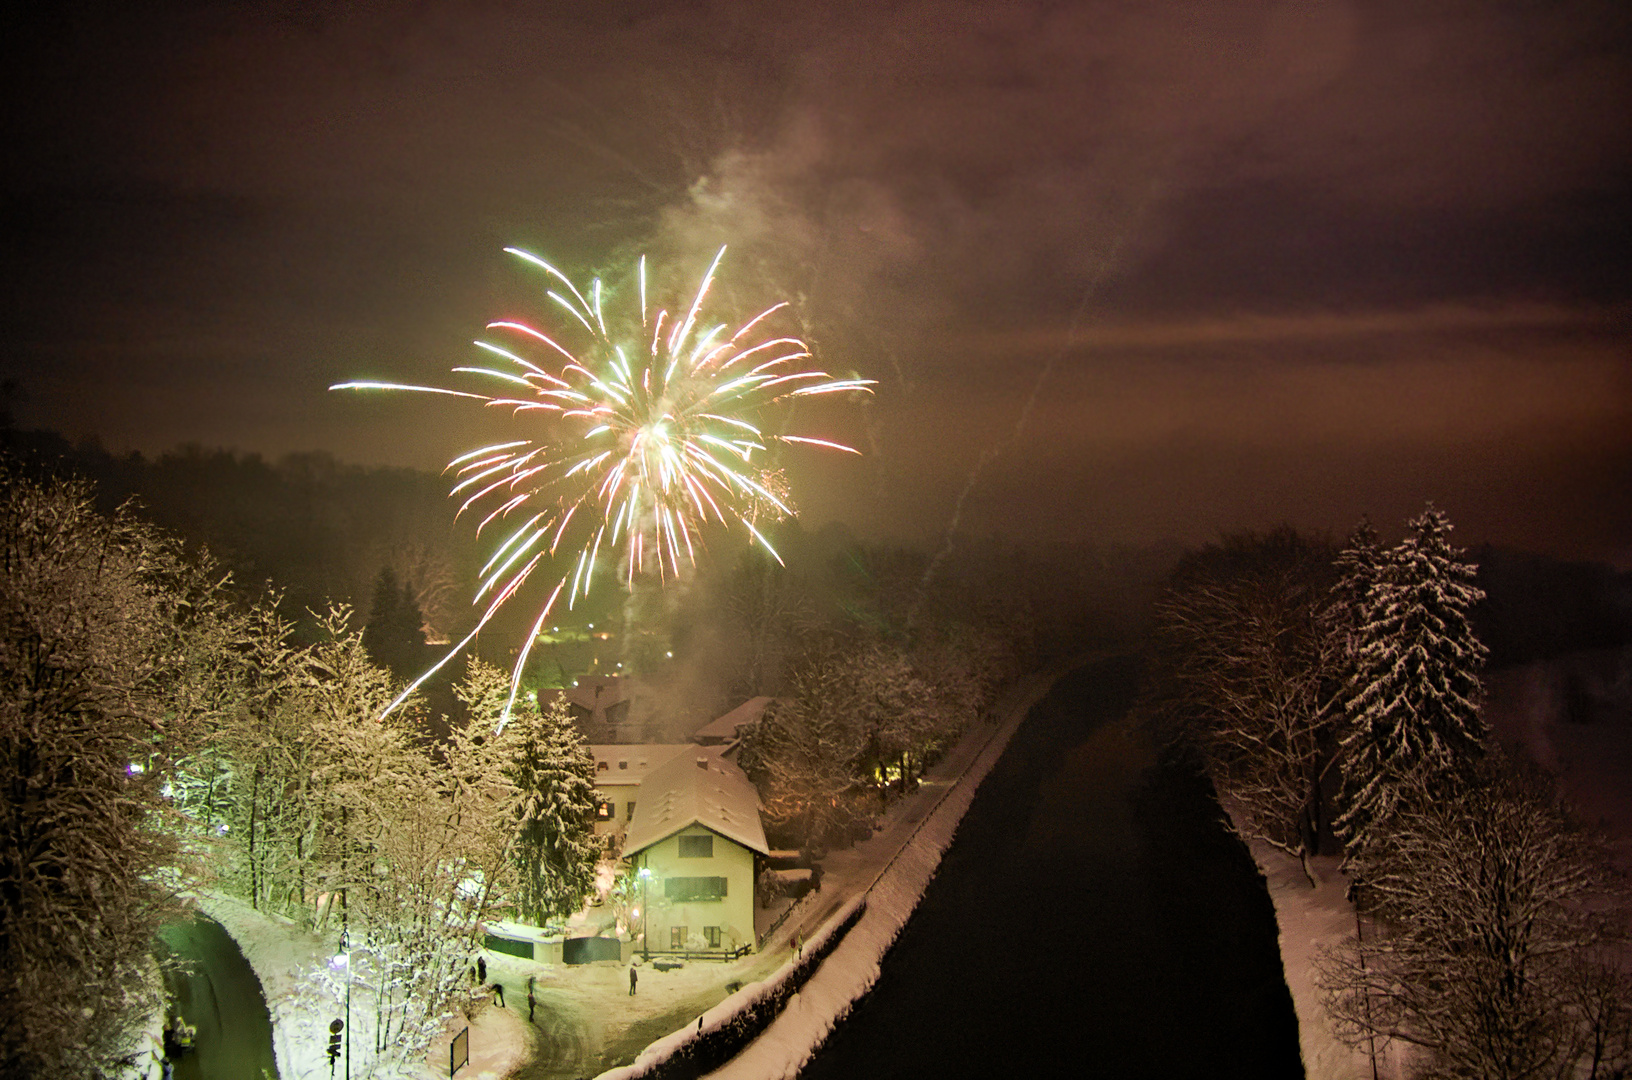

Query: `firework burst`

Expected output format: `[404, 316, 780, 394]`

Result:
[333, 245, 873, 723]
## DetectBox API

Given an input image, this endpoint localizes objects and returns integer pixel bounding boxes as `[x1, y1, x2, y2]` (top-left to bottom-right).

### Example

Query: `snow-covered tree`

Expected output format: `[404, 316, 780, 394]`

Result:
[1333, 506, 1488, 860]
[1319, 757, 1631, 1079]
[0, 470, 248, 1079]
[499, 687, 600, 924]
[737, 681, 869, 849]
[1148, 528, 1342, 877]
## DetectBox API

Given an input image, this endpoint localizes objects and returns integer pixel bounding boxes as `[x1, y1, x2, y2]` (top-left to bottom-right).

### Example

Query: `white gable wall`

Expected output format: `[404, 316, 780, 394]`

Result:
[633, 825, 757, 955]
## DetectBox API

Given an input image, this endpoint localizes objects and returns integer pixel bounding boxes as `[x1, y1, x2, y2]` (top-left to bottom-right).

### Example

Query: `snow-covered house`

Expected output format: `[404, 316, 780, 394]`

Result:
[586, 744, 693, 839]
[622, 748, 769, 956]
[546, 675, 650, 742]
[690, 695, 780, 749]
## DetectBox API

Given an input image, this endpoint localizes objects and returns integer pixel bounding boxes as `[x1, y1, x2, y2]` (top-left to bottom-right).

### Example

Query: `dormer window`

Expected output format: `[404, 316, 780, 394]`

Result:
[597, 761, 608, 773]
[618, 760, 628, 770]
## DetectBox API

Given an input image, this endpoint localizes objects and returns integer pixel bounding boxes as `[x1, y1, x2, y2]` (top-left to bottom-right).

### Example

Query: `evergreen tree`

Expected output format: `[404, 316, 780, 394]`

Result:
[1334, 506, 1489, 860]
[363, 566, 425, 679]
[504, 692, 601, 924]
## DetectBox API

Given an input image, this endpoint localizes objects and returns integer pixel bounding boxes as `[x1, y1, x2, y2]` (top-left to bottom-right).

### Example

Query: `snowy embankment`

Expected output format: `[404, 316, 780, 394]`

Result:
[195, 890, 528, 1080]
[191, 891, 333, 1080]
[1229, 645, 1632, 1080]
[1226, 831, 1382, 1080]
[594, 663, 1067, 1080]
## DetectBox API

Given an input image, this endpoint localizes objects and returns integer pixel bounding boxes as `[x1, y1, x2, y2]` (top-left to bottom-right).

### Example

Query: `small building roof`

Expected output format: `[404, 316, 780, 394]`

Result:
[623, 748, 769, 857]
[557, 675, 630, 711]
[586, 744, 693, 789]
[691, 696, 780, 745]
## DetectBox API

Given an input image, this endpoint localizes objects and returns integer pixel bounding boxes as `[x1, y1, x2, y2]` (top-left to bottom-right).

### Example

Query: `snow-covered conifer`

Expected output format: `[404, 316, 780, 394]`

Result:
[1334, 506, 1488, 859]
[505, 690, 600, 923]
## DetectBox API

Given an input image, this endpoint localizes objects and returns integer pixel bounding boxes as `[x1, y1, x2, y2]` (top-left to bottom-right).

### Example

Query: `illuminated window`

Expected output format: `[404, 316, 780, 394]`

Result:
[595, 801, 614, 821]
[664, 877, 727, 902]
[678, 834, 713, 858]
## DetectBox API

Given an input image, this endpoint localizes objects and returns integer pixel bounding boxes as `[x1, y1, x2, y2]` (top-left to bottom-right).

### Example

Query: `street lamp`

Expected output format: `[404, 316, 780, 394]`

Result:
[637, 865, 652, 961]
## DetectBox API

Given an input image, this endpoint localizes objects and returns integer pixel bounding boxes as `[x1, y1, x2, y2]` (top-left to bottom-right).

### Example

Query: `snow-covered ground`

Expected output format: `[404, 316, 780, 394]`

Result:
[1237, 644, 1632, 1080]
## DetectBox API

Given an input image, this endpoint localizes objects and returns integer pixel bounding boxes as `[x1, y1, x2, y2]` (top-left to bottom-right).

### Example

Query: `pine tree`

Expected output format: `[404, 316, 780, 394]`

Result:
[363, 566, 425, 679]
[504, 692, 601, 924]
[1334, 506, 1488, 859]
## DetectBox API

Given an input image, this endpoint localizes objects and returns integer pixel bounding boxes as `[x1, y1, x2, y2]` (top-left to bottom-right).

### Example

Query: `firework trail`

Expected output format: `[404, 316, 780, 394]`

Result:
[334, 245, 873, 725]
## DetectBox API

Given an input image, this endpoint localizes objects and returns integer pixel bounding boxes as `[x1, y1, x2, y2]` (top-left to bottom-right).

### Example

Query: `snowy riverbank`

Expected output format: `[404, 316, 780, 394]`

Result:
[1234, 645, 1632, 1080]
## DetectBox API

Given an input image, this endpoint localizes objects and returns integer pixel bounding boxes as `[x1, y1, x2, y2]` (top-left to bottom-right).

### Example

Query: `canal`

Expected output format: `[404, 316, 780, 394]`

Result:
[156, 914, 279, 1080]
[799, 655, 1303, 1079]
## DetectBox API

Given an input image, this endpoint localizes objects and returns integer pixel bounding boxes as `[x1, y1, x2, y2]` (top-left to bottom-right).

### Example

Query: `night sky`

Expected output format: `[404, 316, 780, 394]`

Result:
[3, 0, 1628, 565]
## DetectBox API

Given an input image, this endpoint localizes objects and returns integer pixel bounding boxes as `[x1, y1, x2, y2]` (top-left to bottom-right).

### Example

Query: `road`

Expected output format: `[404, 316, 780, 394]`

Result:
[156, 915, 279, 1080]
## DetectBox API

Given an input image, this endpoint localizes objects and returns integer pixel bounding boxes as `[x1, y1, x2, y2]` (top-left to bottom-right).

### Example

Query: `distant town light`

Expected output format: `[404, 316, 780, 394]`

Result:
[127, 762, 144, 776]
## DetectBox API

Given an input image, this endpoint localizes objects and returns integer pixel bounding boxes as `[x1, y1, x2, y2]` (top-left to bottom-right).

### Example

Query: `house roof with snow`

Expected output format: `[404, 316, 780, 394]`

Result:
[556, 675, 630, 712]
[690, 695, 781, 746]
[622, 747, 769, 857]
[587, 744, 693, 790]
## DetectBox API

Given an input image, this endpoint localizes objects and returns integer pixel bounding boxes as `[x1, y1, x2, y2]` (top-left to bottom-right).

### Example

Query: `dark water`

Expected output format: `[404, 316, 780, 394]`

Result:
[799, 656, 1303, 1080]
[156, 915, 279, 1080]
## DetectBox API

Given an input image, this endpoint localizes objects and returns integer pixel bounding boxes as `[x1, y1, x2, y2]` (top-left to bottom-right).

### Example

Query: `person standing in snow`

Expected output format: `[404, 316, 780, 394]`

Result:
[629, 964, 638, 996]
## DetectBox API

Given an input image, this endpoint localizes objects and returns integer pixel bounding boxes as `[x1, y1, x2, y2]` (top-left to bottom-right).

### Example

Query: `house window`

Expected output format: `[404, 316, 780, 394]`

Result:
[677, 834, 713, 858]
[596, 760, 608, 772]
[626, 801, 636, 820]
[595, 800, 614, 821]
[618, 760, 628, 770]
[703, 926, 722, 949]
[670, 925, 686, 949]
[664, 877, 727, 902]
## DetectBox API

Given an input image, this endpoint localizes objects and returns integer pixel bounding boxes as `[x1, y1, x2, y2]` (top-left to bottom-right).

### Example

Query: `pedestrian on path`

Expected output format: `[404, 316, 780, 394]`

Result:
[629, 964, 638, 996]
[527, 976, 536, 1024]
[492, 982, 505, 1008]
